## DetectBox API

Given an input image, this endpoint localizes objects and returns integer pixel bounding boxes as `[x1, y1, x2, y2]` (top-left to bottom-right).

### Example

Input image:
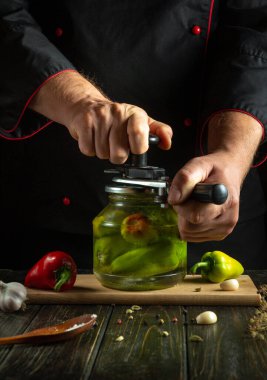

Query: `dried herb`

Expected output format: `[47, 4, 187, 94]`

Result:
[189, 334, 204, 342]
[126, 308, 133, 315]
[248, 285, 267, 340]
[131, 305, 142, 311]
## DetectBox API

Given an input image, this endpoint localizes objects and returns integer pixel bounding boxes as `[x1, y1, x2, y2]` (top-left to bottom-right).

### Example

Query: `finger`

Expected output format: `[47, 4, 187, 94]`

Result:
[127, 110, 150, 154]
[168, 158, 213, 205]
[109, 121, 129, 164]
[93, 109, 111, 159]
[178, 212, 237, 241]
[178, 220, 227, 241]
[173, 201, 222, 225]
[181, 235, 225, 243]
[148, 118, 173, 150]
[76, 122, 96, 157]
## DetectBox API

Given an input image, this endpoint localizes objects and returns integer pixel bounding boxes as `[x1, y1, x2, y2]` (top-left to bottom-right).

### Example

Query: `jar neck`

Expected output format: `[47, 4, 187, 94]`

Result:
[108, 193, 168, 206]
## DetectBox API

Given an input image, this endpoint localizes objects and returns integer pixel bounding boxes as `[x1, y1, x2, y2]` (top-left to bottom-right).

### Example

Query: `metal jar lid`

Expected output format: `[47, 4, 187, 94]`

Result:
[105, 185, 158, 194]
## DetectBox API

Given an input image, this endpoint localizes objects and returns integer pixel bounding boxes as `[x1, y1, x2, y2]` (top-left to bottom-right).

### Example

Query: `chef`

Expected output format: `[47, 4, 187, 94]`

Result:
[1, 1, 267, 269]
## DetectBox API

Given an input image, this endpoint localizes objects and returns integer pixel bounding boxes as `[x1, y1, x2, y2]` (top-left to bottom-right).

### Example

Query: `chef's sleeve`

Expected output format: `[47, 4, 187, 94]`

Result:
[201, 1, 267, 165]
[0, 1, 76, 139]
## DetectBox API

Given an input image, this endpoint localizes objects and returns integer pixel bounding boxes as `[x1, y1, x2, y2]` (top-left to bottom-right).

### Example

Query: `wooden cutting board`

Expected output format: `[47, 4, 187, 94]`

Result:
[26, 274, 261, 306]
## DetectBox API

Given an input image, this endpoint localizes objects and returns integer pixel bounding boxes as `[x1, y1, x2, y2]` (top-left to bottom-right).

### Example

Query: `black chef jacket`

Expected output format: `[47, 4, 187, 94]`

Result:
[1, 1, 267, 269]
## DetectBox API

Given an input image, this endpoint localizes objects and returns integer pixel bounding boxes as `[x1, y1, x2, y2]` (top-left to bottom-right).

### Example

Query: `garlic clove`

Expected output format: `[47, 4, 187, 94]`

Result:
[196, 311, 217, 325]
[220, 279, 239, 291]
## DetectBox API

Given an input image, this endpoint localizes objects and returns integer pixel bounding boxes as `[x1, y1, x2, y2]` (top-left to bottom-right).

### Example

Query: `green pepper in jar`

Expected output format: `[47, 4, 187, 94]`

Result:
[94, 235, 132, 267]
[93, 210, 127, 238]
[110, 239, 185, 277]
[121, 212, 159, 245]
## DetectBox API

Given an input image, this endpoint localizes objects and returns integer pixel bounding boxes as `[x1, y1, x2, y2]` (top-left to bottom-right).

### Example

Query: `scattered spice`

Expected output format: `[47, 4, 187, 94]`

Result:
[161, 331, 169, 337]
[126, 309, 134, 315]
[66, 322, 86, 331]
[189, 334, 204, 342]
[131, 305, 142, 311]
[115, 335, 124, 342]
[248, 284, 267, 340]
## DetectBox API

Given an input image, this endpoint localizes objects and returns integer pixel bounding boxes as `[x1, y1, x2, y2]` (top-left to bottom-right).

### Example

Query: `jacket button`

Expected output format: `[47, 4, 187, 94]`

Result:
[62, 196, 71, 206]
[191, 25, 202, 35]
[55, 27, 64, 37]
[184, 118, 193, 127]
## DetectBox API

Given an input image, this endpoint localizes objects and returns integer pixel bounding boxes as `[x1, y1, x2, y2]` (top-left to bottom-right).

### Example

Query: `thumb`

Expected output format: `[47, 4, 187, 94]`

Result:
[168, 158, 213, 205]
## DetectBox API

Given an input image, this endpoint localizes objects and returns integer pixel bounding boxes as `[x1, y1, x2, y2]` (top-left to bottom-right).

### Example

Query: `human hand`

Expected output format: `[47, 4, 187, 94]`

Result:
[66, 98, 172, 164]
[167, 110, 263, 242]
[167, 152, 240, 242]
[29, 71, 172, 164]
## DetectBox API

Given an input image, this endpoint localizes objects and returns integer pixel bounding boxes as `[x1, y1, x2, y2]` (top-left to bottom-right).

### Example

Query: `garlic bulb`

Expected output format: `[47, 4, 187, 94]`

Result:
[220, 279, 239, 291]
[0, 281, 27, 312]
[196, 311, 217, 325]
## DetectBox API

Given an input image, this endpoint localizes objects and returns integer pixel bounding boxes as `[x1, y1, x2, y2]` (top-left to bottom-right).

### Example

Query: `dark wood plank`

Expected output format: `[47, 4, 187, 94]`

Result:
[186, 305, 267, 380]
[186, 272, 267, 380]
[0, 304, 112, 380]
[1, 270, 266, 380]
[247, 269, 267, 288]
[90, 305, 187, 380]
[0, 305, 41, 363]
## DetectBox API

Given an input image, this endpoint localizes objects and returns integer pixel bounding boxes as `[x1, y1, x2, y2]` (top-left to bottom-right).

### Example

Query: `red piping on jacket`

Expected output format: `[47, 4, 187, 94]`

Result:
[195, 0, 215, 155]
[1, 69, 77, 140]
[200, 0, 267, 167]
[199, 108, 267, 167]
[205, 0, 215, 52]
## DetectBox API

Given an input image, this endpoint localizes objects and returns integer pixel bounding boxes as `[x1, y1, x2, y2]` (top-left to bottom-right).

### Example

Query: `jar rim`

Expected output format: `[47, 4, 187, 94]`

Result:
[105, 185, 155, 194]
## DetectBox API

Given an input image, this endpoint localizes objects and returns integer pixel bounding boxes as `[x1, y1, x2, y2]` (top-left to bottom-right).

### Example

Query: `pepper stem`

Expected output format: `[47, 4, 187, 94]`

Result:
[54, 267, 71, 291]
[190, 261, 210, 274]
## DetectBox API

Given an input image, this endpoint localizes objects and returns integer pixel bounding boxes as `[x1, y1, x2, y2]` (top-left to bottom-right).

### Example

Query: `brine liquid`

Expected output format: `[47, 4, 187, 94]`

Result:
[93, 224, 187, 291]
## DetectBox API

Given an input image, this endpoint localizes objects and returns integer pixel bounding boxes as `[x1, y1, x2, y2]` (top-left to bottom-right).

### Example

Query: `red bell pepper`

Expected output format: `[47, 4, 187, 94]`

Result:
[24, 251, 77, 291]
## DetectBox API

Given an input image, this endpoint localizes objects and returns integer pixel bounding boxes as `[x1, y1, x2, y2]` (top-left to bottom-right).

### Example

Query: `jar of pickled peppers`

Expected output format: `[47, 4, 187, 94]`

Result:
[93, 185, 187, 291]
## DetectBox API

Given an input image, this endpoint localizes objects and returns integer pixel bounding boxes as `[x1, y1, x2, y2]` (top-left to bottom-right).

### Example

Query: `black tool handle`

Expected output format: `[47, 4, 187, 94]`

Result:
[191, 183, 228, 205]
[130, 134, 160, 167]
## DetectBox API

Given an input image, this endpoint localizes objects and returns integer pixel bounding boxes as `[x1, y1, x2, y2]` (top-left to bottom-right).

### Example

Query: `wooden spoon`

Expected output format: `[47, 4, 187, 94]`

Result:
[0, 314, 97, 345]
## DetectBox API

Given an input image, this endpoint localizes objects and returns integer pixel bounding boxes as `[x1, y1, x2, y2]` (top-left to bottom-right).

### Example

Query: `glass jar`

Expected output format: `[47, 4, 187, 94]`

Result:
[93, 187, 187, 290]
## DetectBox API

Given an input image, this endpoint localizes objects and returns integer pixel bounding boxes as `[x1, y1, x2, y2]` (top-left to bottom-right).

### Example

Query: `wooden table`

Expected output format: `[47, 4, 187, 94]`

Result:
[0, 270, 266, 380]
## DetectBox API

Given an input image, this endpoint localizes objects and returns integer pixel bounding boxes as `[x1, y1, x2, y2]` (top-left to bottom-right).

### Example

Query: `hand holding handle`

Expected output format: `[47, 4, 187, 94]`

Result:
[191, 183, 228, 205]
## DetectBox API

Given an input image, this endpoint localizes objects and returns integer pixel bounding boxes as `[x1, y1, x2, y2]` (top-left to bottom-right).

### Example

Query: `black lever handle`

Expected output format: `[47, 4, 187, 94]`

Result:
[130, 134, 159, 167]
[191, 183, 228, 205]
[129, 135, 228, 204]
